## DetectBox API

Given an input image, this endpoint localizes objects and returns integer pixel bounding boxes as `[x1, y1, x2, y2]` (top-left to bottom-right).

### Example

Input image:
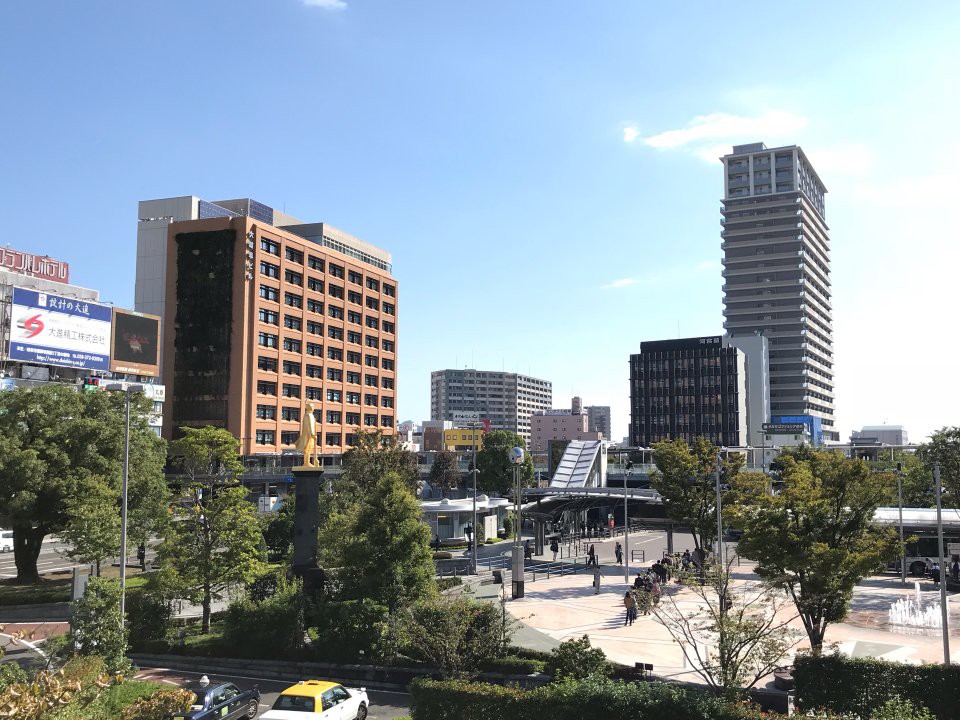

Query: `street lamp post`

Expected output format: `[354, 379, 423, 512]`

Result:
[934, 461, 950, 665]
[104, 382, 145, 625]
[510, 446, 525, 599]
[470, 424, 479, 575]
[895, 462, 905, 585]
[623, 460, 631, 584]
[715, 450, 724, 568]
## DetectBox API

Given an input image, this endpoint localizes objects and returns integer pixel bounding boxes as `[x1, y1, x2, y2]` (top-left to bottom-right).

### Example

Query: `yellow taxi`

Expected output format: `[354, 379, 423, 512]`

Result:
[259, 680, 369, 720]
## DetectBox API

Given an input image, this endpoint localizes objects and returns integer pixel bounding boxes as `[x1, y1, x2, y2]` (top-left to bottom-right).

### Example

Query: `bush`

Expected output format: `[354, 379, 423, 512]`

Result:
[120, 687, 195, 720]
[549, 635, 609, 681]
[478, 656, 546, 675]
[410, 678, 524, 720]
[126, 589, 171, 650]
[433, 551, 453, 560]
[794, 654, 960, 720]
[309, 598, 394, 664]
[872, 697, 936, 720]
[222, 578, 305, 659]
[71, 577, 129, 673]
[0, 661, 27, 692]
[246, 566, 285, 603]
[436, 577, 463, 592]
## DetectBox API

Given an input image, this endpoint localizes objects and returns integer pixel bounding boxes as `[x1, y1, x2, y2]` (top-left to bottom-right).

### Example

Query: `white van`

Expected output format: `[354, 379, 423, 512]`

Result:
[0, 530, 13, 552]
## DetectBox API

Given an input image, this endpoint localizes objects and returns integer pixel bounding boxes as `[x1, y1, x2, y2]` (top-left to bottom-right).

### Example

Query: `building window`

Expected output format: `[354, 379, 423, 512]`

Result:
[281, 430, 298, 445]
[329, 305, 344, 320]
[328, 326, 344, 341]
[365, 336, 379, 349]
[327, 347, 343, 361]
[285, 292, 303, 309]
[257, 380, 277, 396]
[258, 356, 278, 372]
[259, 308, 278, 325]
[284, 315, 302, 330]
[327, 389, 342, 402]
[365, 374, 378, 387]
[365, 316, 379, 330]
[348, 270, 363, 285]
[348, 290, 362, 304]
[365, 393, 378, 406]
[306, 320, 323, 335]
[347, 351, 361, 364]
[383, 321, 394, 334]
[347, 310, 362, 324]
[329, 284, 345, 300]
[307, 299, 324, 314]
[383, 283, 395, 297]
[381, 377, 394, 389]
[281, 383, 301, 398]
[260, 238, 280, 255]
[308, 255, 324, 272]
[366, 297, 379, 311]
[255, 429, 275, 445]
[306, 342, 323, 357]
[364, 413, 377, 427]
[345, 433, 357, 446]
[382, 340, 394, 352]
[366, 278, 379, 291]
[285, 247, 303, 264]
[381, 358, 394, 370]
[281, 406, 300, 422]
[347, 330, 362, 344]
[306, 386, 322, 400]
[308, 277, 324, 292]
[346, 391, 360, 404]
[365, 354, 378, 367]
[347, 371, 361, 384]
[306, 364, 323, 378]
[283, 338, 302, 353]
[327, 368, 343, 382]
[329, 263, 345, 279]
[346, 412, 360, 425]
[383, 302, 395, 316]
[260, 261, 280, 279]
[258, 332, 278, 348]
[381, 396, 394, 408]
[327, 410, 342, 423]
[325, 432, 341, 446]
[285, 269, 303, 286]
[260, 285, 279, 302]
[256, 404, 276, 420]
[282, 360, 301, 375]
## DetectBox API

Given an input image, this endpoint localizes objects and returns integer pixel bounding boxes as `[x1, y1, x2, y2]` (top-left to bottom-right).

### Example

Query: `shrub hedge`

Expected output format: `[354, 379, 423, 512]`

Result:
[794, 654, 960, 720]
[409, 677, 783, 720]
[478, 656, 546, 675]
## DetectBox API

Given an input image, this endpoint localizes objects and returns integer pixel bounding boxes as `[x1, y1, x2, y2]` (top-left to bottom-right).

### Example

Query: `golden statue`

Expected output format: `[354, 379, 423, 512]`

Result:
[295, 401, 319, 468]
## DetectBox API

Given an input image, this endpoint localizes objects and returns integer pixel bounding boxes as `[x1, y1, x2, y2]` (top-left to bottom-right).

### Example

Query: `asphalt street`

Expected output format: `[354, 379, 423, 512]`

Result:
[135, 667, 410, 719]
[0, 537, 83, 580]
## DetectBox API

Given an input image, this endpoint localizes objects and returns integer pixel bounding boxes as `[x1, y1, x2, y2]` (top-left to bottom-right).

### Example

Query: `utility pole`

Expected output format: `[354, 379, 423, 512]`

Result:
[896, 462, 905, 585]
[934, 461, 950, 665]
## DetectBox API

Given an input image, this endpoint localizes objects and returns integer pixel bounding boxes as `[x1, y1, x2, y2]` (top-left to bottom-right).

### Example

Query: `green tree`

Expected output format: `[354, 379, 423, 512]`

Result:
[737, 448, 901, 654]
[476, 430, 533, 494]
[161, 426, 262, 632]
[320, 471, 435, 612]
[549, 636, 610, 681]
[339, 430, 420, 498]
[650, 438, 743, 552]
[261, 494, 295, 561]
[0, 385, 166, 584]
[429, 450, 461, 498]
[60, 477, 120, 575]
[918, 427, 960, 508]
[70, 577, 129, 673]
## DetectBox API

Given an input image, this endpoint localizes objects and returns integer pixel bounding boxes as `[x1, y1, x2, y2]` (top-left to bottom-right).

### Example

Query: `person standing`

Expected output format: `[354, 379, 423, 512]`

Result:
[623, 591, 637, 626]
[952, 559, 959, 584]
[615, 542, 623, 565]
[587, 544, 596, 567]
[550, 537, 559, 562]
[592, 565, 601, 594]
[931, 562, 941, 586]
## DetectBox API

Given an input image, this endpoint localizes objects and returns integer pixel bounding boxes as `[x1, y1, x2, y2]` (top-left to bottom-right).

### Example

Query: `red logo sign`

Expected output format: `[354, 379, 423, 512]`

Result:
[18, 314, 44, 339]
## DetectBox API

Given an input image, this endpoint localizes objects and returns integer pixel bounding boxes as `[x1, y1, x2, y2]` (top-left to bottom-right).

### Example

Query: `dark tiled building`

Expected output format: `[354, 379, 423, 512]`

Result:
[629, 336, 747, 448]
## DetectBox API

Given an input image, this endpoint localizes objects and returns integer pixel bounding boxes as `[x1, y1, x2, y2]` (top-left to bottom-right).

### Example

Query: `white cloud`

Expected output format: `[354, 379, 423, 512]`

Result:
[601, 260, 717, 289]
[601, 277, 638, 289]
[304, 0, 346, 9]
[622, 125, 641, 143]
[643, 110, 809, 150]
[807, 144, 873, 177]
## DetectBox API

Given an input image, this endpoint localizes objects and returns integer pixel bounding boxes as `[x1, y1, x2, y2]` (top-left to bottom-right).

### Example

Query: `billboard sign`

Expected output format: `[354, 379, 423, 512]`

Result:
[762, 422, 807, 435]
[110, 308, 161, 377]
[452, 411, 481, 424]
[0, 247, 70, 283]
[9, 288, 111, 370]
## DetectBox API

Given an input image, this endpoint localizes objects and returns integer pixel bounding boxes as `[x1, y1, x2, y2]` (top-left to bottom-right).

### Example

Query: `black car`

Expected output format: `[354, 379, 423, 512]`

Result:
[173, 681, 260, 720]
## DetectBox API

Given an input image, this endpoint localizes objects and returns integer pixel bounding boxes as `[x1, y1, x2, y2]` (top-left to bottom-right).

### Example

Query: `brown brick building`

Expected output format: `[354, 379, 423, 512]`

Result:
[150, 200, 397, 458]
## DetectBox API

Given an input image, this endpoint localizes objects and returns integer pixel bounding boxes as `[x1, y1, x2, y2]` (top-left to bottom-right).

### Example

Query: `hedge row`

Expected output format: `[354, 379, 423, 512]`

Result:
[409, 677, 784, 720]
[795, 654, 960, 720]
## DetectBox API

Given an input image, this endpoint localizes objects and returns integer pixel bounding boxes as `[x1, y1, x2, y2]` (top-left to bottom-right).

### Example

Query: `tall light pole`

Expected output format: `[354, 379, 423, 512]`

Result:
[934, 461, 950, 665]
[715, 450, 724, 566]
[104, 382, 145, 625]
[895, 462, 905, 585]
[510, 446, 525, 599]
[470, 423, 479, 575]
[623, 460, 632, 583]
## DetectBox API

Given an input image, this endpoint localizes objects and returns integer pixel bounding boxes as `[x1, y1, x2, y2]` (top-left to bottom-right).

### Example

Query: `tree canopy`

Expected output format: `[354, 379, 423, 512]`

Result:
[428, 450, 462, 497]
[918, 427, 960, 508]
[339, 430, 419, 497]
[0, 384, 167, 583]
[476, 430, 534, 494]
[736, 448, 900, 654]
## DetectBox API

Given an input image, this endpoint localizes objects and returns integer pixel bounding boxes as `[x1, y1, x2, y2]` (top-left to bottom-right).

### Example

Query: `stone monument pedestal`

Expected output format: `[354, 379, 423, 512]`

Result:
[291, 466, 325, 593]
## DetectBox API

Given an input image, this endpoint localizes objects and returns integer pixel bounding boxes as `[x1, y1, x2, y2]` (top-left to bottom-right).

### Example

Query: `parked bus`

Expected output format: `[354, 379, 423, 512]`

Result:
[874, 507, 960, 576]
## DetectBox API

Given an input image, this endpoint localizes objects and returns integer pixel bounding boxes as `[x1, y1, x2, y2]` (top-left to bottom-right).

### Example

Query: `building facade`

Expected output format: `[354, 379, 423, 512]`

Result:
[720, 143, 837, 441]
[530, 410, 603, 453]
[851, 425, 908, 446]
[586, 405, 612, 440]
[145, 197, 398, 457]
[629, 335, 748, 448]
[429, 369, 551, 446]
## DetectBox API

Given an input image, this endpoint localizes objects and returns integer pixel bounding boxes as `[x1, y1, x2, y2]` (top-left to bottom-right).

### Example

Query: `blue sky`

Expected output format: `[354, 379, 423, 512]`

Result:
[2, 2, 958, 443]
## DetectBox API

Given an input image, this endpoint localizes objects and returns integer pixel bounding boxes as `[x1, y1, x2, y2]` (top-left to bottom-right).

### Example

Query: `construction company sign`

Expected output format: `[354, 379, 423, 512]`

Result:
[9, 287, 111, 370]
[1, 247, 69, 283]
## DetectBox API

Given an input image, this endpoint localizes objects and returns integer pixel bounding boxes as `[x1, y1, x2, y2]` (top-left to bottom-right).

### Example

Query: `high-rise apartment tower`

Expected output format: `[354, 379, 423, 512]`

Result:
[720, 143, 836, 441]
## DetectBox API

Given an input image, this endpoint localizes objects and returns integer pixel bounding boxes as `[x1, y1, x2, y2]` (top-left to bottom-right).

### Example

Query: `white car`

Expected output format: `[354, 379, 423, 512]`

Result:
[0, 531, 13, 553]
[260, 680, 369, 720]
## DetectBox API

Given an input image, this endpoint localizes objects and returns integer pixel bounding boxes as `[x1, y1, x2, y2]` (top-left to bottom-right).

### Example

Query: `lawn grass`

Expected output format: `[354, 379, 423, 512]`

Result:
[55, 679, 168, 720]
[0, 577, 71, 605]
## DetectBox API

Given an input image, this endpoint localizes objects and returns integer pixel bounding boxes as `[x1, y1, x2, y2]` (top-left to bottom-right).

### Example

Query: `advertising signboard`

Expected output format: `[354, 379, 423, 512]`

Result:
[452, 411, 481, 424]
[110, 308, 161, 377]
[9, 288, 111, 370]
[0, 247, 69, 283]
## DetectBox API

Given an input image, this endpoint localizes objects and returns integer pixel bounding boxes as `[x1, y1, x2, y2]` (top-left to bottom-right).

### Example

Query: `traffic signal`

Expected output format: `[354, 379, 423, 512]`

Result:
[82, 376, 101, 393]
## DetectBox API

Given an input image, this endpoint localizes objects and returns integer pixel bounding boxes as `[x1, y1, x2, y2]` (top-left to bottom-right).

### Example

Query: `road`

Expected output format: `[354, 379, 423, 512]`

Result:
[0, 537, 83, 579]
[135, 667, 410, 719]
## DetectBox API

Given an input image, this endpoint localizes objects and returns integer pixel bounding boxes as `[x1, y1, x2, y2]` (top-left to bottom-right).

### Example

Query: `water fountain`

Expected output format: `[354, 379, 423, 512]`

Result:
[888, 581, 949, 629]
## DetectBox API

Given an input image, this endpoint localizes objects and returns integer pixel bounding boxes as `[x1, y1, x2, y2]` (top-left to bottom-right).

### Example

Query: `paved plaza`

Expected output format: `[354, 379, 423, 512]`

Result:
[495, 532, 959, 685]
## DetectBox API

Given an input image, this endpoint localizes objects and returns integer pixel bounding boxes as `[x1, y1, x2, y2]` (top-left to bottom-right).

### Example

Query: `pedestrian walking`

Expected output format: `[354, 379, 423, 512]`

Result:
[952, 559, 959, 584]
[623, 591, 637, 626]
[931, 562, 941, 586]
[592, 565, 601, 594]
[682, 549, 692, 569]
[550, 538, 559, 562]
[615, 542, 623, 565]
[524, 539, 532, 560]
[925, 557, 933, 576]
[587, 544, 596, 567]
